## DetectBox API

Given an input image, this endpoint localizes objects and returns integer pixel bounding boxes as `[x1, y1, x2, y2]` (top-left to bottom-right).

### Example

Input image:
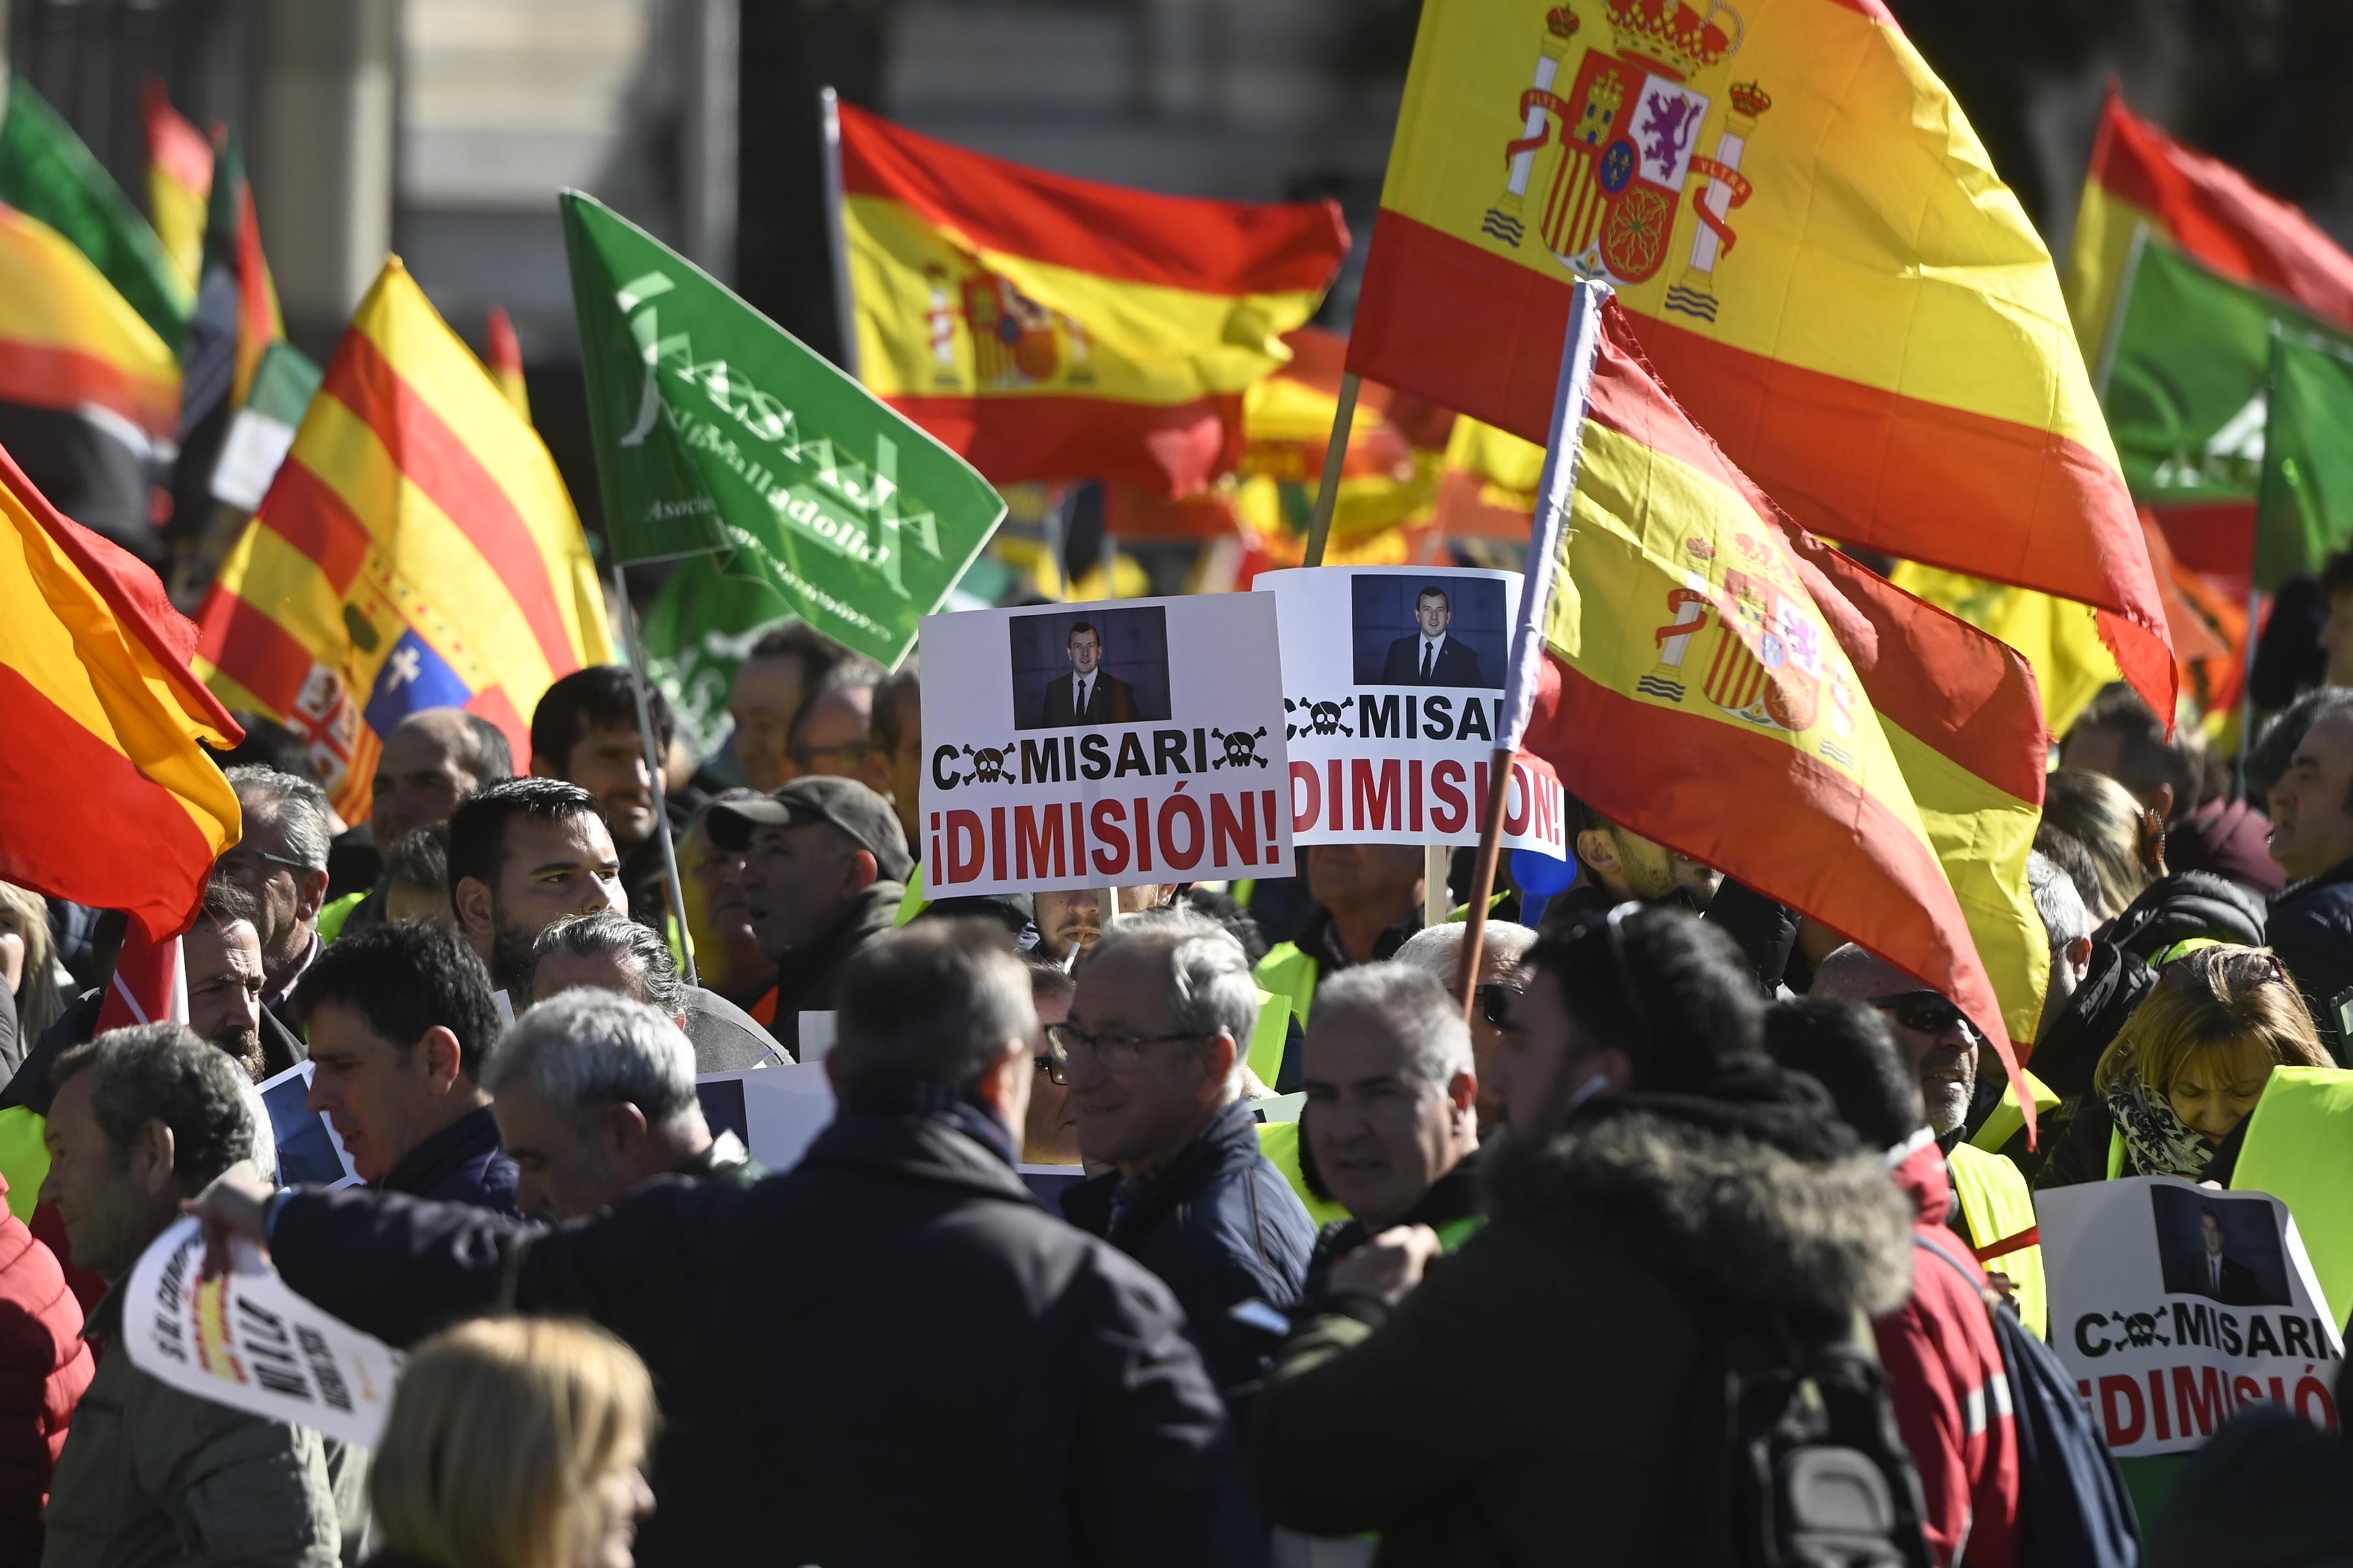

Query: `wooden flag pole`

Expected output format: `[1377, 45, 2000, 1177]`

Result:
[818, 86, 862, 382]
[1300, 372, 1361, 567]
[611, 562, 701, 988]
[1455, 751, 1515, 1016]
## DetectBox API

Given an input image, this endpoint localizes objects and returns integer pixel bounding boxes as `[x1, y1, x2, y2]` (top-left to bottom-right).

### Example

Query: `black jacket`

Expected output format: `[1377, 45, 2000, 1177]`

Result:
[379, 1104, 517, 1213]
[1380, 634, 1486, 686]
[273, 1106, 1264, 1568]
[1064, 1100, 1316, 1403]
[1303, 1147, 1484, 1301]
[768, 881, 907, 1032]
[2103, 871, 2268, 964]
[2268, 859, 2353, 1063]
[1040, 669, 1142, 727]
[2024, 940, 2155, 1104]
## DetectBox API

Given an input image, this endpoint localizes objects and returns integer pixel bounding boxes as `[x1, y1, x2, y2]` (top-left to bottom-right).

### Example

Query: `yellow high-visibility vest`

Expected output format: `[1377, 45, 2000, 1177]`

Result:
[2232, 1066, 2353, 1323]
[1255, 942, 1320, 1028]
[1968, 1069, 2059, 1156]
[1948, 1141, 2048, 1340]
[1256, 1120, 1349, 1228]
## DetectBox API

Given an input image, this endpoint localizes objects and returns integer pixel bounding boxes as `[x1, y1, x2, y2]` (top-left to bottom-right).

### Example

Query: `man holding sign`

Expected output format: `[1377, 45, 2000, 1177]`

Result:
[42, 1026, 348, 1567]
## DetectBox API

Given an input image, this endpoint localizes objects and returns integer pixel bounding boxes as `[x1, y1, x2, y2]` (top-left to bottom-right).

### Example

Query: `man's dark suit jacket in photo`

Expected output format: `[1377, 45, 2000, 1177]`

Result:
[2179, 1249, 2267, 1306]
[1381, 633, 1485, 686]
[1042, 669, 1142, 727]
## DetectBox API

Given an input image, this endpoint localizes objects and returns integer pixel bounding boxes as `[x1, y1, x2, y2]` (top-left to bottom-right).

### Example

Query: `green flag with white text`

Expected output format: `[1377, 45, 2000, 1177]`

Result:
[2102, 237, 2350, 508]
[0, 76, 190, 347]
[2258, 332, 2353, 591]
[560, 190, 1004, 667]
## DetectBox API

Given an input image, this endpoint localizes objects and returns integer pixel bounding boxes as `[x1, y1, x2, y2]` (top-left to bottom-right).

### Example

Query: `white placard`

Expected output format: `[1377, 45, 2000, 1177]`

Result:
[1260, 567, 1565, 854]
[123, 1217, 403, 1449]
[256, 1062, 362, 1189]
[695, 1065, 838, 1173]
[2039, 1175, 2344, 1456]
[798, 1010, 837, 1064]
[917, 594, 1292, 897]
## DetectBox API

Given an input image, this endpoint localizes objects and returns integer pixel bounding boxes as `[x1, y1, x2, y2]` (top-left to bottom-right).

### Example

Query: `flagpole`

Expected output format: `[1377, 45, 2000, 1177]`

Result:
[1456, 280, 1609, 1015]
[610, 561, 701, 988]
[819, 86, 862, 382]
[1301, 372, 1361, 567]
[2092, 222, 2150, 407]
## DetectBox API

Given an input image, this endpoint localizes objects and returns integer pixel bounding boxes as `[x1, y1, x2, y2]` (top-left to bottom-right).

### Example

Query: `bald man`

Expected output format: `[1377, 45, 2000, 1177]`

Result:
[1809, 946, 1978, 1137]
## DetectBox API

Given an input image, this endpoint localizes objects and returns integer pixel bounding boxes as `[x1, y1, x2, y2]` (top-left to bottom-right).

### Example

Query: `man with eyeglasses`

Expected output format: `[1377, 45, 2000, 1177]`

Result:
[1059, 906, 1315, 1406]
[1810, 943, 2047, 1336]
[782, 666, 890, 790]
[220, 765, 336, 1030]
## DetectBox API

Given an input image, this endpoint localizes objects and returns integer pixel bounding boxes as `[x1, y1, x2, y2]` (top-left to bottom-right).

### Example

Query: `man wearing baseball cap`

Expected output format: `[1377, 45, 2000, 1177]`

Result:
[706, 777, 913, 1045]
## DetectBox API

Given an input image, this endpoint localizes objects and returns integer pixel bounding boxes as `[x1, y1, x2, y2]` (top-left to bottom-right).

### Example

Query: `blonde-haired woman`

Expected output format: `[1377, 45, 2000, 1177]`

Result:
[2037, 945, 2330, 1189]
[366, 1317, 656, 1568]
[0, 884, 62, 1049]
[2042, 769, 2165, 921]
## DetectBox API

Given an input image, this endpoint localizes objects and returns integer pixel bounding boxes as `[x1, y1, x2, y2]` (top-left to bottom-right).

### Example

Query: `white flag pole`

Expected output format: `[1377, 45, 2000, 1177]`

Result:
[819, 86, 862, 383]
[610, 561, 701, 988]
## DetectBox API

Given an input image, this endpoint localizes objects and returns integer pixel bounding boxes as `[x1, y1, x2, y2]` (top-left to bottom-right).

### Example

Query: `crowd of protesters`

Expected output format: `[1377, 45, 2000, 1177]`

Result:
[1, 573, 2352, 1567]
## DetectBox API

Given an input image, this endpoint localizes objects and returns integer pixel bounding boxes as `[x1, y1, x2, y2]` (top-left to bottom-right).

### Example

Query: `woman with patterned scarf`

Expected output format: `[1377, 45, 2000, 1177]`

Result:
[2037, 945, 2331, 1188]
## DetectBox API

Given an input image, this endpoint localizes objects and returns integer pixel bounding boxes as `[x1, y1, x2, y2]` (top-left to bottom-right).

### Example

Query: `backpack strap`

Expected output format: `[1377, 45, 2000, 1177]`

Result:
[1914, 1231, 2006, 1316]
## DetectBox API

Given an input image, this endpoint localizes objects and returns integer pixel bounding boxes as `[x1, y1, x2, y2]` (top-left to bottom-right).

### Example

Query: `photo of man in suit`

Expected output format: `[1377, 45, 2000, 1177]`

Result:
[2182, 1206, 2267, 1306]
[1040, 621, 1141, 727]
[1380, 586, 1487, 686]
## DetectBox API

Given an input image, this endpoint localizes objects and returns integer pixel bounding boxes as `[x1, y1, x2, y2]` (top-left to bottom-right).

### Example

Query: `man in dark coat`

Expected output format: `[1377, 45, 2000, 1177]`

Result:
[294, 921, 518, 1212]
[1379, 586, 1486, 685]
[708, 777, 911, 1047]
[1247, 907, 1915, 1567]
[1059, 907, 1316, 1404]
[1040, 621, 1141, 727]
[202, 921, 1263, 1568]
[2261, 692, 2353, 1059]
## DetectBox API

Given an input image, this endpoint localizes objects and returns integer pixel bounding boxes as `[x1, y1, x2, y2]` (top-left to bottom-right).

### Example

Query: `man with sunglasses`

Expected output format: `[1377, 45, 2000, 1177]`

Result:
[1393, 921, 1535, 1134]
[220, 765, 336, 1031]
[1059, 906, 1315, 1406]
[1811, 944, 2048, 1337]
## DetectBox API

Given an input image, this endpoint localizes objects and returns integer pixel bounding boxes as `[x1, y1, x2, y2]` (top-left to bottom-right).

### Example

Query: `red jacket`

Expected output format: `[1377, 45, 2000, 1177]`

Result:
[1875, 1141, 2020, 1568]
[0, 1176, 94, 1566]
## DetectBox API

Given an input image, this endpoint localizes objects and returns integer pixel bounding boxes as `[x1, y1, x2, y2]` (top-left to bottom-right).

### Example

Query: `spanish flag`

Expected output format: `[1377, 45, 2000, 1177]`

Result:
[2066, 84, 2353, 362]
[840, 103, 1350, 495]
[0, 443, 240, 940]
[144, 79, 212, 296]
[1513, 285, 2046, 1106]
[1235, 327, 1452, 554]
[195, 258, 612, 821]
[1353, 0, 2174, 724]
[179, 129, 281, 440]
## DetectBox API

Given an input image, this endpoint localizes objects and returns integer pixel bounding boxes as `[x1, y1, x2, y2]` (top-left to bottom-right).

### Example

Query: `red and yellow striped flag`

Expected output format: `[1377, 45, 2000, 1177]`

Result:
[0, 443, 240, 939]
[142, 79, 212, 295]
[1510, 288, 2048, 1110]
[0, 203, 178, 440]
[1353, 0, 2174, 723]
[195, 258, 612, 821]
[840, 103, 1350, 495]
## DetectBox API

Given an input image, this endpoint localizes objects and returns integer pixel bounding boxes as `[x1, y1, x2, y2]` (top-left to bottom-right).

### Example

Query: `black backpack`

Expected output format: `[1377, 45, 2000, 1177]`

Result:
[1674, 1311, 1935, 1568]
[1915, 1234, 2141, 1568]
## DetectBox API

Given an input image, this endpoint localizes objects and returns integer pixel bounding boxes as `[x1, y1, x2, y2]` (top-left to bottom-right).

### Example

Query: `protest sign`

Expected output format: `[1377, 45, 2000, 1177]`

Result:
[696, 1065, 837, 1173]
[2039, 1175, 2343, 1456]
[256, 1062, 360, 1188]
[1260, 567, 1564, 854]
[918, 594, 1291, 897]
[124, 1217, 403, 1449]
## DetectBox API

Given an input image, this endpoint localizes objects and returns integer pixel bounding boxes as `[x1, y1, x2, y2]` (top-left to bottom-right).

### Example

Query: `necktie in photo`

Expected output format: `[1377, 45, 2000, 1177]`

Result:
[1420, 642, 1435, 680]
[1078, 677, 1090, 715]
